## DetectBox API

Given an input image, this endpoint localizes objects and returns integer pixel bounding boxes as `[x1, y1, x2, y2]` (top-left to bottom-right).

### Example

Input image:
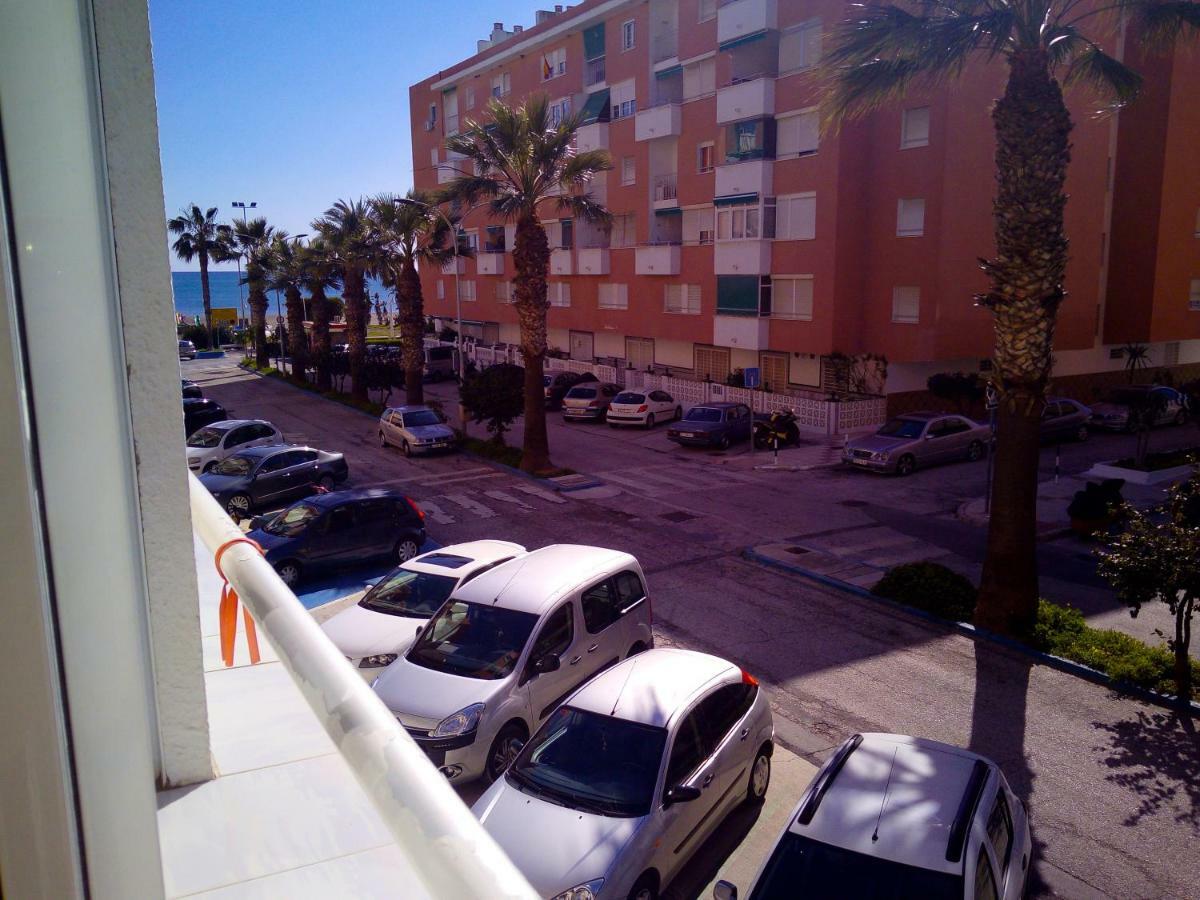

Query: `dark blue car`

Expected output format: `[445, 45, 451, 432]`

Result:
[666, 402, 753, 450]
[247, 489, 427, 588]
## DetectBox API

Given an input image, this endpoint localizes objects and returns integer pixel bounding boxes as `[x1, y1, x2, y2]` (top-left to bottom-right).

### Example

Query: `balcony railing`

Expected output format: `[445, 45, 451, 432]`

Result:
[653, 173, 678, 202]
[585, 57, 606, 86]
[444, 114, 460, 136]
[187, 475, 537, 900]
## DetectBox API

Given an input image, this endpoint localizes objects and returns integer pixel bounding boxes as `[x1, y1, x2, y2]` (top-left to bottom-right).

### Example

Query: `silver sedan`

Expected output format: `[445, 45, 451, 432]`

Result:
[844, 411, 990, 476]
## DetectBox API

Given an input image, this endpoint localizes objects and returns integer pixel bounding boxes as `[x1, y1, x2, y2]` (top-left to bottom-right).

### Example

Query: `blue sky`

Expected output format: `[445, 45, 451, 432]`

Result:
[150, 0, 532, 269]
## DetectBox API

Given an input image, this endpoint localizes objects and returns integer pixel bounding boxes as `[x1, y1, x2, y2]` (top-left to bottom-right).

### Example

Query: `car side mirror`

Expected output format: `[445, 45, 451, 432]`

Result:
[534, 653, 561, 674]
[413, 625, 423, 638]
[664, 785, 702, 807]
[713, 881, 738, 900]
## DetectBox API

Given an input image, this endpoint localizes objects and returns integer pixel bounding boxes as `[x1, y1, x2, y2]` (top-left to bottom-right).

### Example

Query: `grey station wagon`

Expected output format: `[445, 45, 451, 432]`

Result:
[844, 411, 989, 476]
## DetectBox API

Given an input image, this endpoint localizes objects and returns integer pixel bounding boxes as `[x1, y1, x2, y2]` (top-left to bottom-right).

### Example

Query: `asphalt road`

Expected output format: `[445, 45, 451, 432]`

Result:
[188, 357, 1200, 899]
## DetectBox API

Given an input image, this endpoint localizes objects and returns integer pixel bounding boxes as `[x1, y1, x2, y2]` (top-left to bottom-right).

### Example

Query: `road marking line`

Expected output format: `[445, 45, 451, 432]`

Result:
[442, 493, 497, 518]
[367, 472, 502, 491]
[511, 484, 568, 504]
[483, 490, 533, 510]
[416, 500, 455, 525]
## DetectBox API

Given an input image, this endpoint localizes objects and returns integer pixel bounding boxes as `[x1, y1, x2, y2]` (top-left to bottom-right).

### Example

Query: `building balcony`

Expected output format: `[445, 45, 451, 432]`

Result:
[652, 27, 679, 63]
[714, 313, 770, 351]
[550, 248, 574, 275]
[635, 102, 681, 141]
[635, 243, 681, 275]
[652, 173, 679, 210]
[441, 257, 466, 275]
[717, 0, 778, 46]
[477, 252, 505, 276]
[716, 77, 775, 124]
[577, 247, 611, 275]
[715, 239, 772, 275]
[715, 158, 774, 198]
[576, 122, 608, 153]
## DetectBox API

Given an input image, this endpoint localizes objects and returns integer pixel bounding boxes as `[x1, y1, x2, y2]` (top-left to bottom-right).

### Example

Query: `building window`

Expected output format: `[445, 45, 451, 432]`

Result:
[901, 106, 930, 149]
[779, 19, 822, 73]
[772, 276, 814, 320]
[599, 283, 629, 309]
[485, 225, 506, 253]
[622, 20, 636, 51]
[436, 280, 445, 300]
[1190, 279, 1200, 311]
[542, 47, 567, 81]
[694, 345, 731, 381]
[428, 102, 438, 126]
[716, 201, 767, 241]
[495, 281, 512, 303]
[550, 96, 572, 127]
[760, 352, 789, 391]
[683, 57, 716, 100]
[776, 193, 816, 240]
[464, 86, 475, 109]
[622, 155, 636, 185]
[777, 108, 819, 157]
[430, 148, 439, 166]
[897, 198, 926, 237]
[698, 0, 717, 22]
[892, 286, 920, 323]
[491, 72, 511, 98]
[723, 117, 776, 163]
[665, 283, 702, 314]
[457, 280, 477, 302]
[610, 78, 637, 119]
[611, 213, 637, 248]
[717, 275, 770, 316]
[697, 142, 715, 173]
[683, 206, 715, 246]
[548, 282, 572, 307]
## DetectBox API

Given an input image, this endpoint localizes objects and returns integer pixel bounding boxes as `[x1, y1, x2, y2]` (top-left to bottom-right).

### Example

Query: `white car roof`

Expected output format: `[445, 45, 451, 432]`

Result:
[793, 732, 994, 875]
[567, 649, 737, 728]
[201, 418, 272, 432]
[402, 540, 526, 577]
[452, 544, 638, 616]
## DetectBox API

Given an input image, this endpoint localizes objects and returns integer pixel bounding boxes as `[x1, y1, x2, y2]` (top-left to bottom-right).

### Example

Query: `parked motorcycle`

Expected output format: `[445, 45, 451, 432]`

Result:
[753, 408, 801, 450]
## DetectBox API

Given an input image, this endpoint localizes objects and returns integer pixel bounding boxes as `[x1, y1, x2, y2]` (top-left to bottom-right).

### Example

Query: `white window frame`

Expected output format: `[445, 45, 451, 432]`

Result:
[776, 107, 819, 157]
[550, 96, 572, 127]
[771, 275, 814, 321]
[716, 202, 761, 241]
[465, 85, 475, 109]
[683, 206, 714, 246]
[491, 72, 511, 98]
[775, 192, 816, 241]
[598, 283, 629, 309]
[622, 155, 636, 185]
[457, 280, 477, 302]
[901, 106, 930, 149]
[683, 56, 716, 101]
[897, 198, 926, 237]
[697, 141, 715, 173]
[611, 213, 637, 248]
[779, 19, 822, 74]
[892, 286, 921, 324]
[664, 283, 701, 315]
[610, 78, 637, 120]
[622, 19, 636, 51]
[548, 282, 572, 307]
[495, 281, 512, 303]
[542, 46, 567, 82]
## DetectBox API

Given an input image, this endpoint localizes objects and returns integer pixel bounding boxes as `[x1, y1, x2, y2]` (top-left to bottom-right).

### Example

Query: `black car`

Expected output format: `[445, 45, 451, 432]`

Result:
[543, 370, 598, 410]
[182, 379, 203, 399]
[247, 489, 426, 587]
[199, 444, 350, 518]
[183, 398, 227, 437]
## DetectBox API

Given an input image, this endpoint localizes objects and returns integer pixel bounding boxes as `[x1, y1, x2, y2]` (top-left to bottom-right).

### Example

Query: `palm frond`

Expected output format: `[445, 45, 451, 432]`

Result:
[560, 149, 613, 186]
[555, 193, 612, 226]
[1126, 0, 1200, 49]
[1063, 42, 1143, 107]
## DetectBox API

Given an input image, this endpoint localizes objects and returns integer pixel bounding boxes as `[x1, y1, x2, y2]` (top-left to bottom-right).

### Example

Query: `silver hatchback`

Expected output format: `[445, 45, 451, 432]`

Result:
[844, 411, 989, 476]
[562, 382, 622, 421]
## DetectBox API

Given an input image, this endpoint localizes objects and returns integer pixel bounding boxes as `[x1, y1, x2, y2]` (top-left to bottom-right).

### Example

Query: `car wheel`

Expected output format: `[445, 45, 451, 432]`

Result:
[645, 413, 656, 430]
[202, 461, 217, 474]
[394, 538, 421, 562]
[718, 434, 731, 451]
[401, 440, 413, 457]
[378, 431, 387, 448]
[318, 474, 335, 492]
[628, 872, 659, 900]
[895, 454, 916, 476]
[225, 494, 251, 519]
[747, 745, 771, 804]
[1076, 424, 1090, 442]
[484, 722, 527, 784]
[966, 440, 984, 462]
[275, 560, 302, 588]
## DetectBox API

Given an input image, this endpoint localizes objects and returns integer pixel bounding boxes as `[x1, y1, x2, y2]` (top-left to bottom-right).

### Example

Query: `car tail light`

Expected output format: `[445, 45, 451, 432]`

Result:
[741, 669, 759, 687]
[637, 405, 648, 413]
[405, 497, 425, 520]
[588, 401, 602, 408]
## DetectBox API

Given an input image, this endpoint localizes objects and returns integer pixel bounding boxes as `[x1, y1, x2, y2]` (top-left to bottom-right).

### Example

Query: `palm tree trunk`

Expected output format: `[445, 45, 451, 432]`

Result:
[975, 49, 1072, 637]
[399, 262, 425, 406]
[513, 214, 552, 473]
[285, 285, 307, 383]
[311, 286, 332, 390]
[344, 269, 368, 402]
[1175, 595, 1193, 702]
[249, 288, 269, 368]
[199, 249, 214, 348]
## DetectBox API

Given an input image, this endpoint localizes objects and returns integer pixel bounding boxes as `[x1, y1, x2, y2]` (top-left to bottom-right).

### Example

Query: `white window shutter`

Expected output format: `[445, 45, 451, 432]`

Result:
[504, 224, 517, 249]
[796, 109, 819, 153]
[892, 286, 920, 323]
[897, 198, 925, 236]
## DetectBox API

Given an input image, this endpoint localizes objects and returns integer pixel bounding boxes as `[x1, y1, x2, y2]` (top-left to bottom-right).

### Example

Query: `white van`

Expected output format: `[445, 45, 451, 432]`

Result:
[423, 345, 459, 381]
[371, 544, 654, 784]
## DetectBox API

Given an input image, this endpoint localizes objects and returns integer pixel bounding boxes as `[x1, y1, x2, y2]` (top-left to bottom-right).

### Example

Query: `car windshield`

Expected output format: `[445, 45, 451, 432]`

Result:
[187, 426, 224, 448]
[685, 408, 722, 423]
[508, 707, 667, 818]
[877, 418, 926, 439]
[212, 455, 253, 476]
[359, 569, 458, 618]
[406, 600, 538, 680]
[262, 502, 321, 536]
[567, 387, 597, 399]
[404, 410, 442, 427]
[748, 833, 964, 900]
[614, 393, 644, 404]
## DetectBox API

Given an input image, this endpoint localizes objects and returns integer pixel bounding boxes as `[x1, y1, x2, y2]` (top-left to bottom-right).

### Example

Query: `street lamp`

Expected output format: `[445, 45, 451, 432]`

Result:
[231, 201, 257, 340]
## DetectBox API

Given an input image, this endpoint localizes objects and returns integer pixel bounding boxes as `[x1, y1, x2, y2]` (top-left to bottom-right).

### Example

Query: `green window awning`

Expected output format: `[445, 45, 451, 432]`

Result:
[718, 30, 767, 52]
[655, 65, 683, 79]
[442, 85, 457, 95]
[654, 207, 682, 216]
[583, 23, 606, 61]
[714, 192, 759, 207]
[580, 88, 611, 124]
[717, 275, 760, 316]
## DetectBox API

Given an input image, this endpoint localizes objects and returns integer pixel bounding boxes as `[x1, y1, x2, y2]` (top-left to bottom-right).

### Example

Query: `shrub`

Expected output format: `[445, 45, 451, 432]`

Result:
[927, 371, 985, 412]
[872, 561, 978, 621]
[460, 363, 524, 443]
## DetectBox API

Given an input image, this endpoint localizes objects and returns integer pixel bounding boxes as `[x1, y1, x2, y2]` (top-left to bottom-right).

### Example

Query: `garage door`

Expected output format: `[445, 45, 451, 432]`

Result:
[626, 336, 655, 371]
[760, 353, 788, 393]
[569, 330, 594, 361]
[694, 346, 731, 383]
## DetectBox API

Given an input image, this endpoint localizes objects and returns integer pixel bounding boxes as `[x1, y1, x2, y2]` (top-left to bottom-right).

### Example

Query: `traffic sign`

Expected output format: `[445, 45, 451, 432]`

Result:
[744, 367, 761, 389]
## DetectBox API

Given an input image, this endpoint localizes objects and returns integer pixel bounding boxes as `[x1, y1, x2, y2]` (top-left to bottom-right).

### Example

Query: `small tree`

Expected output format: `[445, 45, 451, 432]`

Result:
[1097, 473, 1200, 701]
[1121, 343, 1151, 383]
[460, 364, 524, 445]
[927, 372, 985, 414]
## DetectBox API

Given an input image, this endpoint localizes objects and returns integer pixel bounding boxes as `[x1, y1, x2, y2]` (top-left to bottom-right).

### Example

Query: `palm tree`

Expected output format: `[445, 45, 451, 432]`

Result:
[296, 238, 339, 391]
[313, 199, 373, 401]
[368, 192, 454, 406]
[443, 95, 612, 472]
[167, 205, 232, 346]
[822, 1, 1199, 636]
[266, 235, 309, 383]
[232, 217, 276, 368]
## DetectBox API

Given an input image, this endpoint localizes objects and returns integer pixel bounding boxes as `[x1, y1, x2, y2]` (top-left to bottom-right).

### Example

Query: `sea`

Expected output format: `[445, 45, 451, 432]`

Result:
[171, 271, 389, 323]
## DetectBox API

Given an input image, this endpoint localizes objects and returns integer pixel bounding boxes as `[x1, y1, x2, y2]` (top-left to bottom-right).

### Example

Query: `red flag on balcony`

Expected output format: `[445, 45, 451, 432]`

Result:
[215, 537, 263, 667]
[542, 55, 553, 80]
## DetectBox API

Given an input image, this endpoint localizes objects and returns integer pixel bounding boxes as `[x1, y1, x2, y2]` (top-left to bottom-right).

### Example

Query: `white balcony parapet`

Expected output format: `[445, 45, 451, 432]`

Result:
[576, 122, 609, 153]
[577, 247, 611, 275]
[714, 313, 770, 351]
[715, 158, 774, 198]
[716, 77, 776, 124]
[635, 102, 681, 141]
[442, 257, 467, 275]
[477, 252, 505, 276]
[715, 239, 772, 275]
[550, 247, 574, 275]
[717, 0, 778, 46]
[635, 243, 681, 275]
[187, 475, 537, 900]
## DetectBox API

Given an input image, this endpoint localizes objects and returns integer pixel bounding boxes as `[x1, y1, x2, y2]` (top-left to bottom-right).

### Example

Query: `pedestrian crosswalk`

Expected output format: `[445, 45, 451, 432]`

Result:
[356, 468, 572, 525]
[597, 463, 761, 497]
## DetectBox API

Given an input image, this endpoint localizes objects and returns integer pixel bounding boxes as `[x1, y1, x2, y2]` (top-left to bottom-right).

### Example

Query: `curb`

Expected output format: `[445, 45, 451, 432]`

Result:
[955, 499, 1076, 543]
[743, 547, 1200, 717]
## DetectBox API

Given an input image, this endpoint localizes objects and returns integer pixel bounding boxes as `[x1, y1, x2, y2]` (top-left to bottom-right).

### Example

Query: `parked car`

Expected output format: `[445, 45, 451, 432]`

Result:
[666, 402, 753, 450]
[424, 345, 459, 381]
[182, 398, 227, 437]
[178, 339, 196, 360]
[562, 382, 622, 422]
[371, 544, 654, 784]
[246, 489, 426, 587]
[378, 405, 458, 456]
[475, 648, 773, 900]
[1090, 385, 1187, 431]
[544, 371, 598, 410]
[198, 444, 349, 518]
[843, 411, 989, 476]
[607, 389, 683, 429]
[1041, 397, 1092, 443]
[717, 733, 1032, 900]
[185, 419, 283, 473]
[321, 540, 527, 669]
[181, 379, 202, 399]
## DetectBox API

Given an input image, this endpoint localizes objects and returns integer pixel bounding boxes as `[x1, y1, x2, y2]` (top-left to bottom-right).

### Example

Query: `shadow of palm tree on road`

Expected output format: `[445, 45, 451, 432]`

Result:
[1091, 711, 1199, 829]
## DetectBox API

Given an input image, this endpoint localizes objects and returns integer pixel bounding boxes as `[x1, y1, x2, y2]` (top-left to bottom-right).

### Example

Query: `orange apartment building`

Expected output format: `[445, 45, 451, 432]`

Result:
[409, 0, 1200, 397]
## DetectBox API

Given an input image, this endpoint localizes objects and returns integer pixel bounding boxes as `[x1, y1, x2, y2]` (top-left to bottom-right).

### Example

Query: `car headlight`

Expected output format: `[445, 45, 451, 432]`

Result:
[877, 451, 890, 461]
[553, 879, 604, 900]
[431, 702, 484, 738]
[359, 654, 398, 668]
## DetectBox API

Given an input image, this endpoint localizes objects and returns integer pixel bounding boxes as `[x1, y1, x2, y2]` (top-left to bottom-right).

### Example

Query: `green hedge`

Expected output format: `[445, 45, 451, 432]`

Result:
[872, 561, 978, 621]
